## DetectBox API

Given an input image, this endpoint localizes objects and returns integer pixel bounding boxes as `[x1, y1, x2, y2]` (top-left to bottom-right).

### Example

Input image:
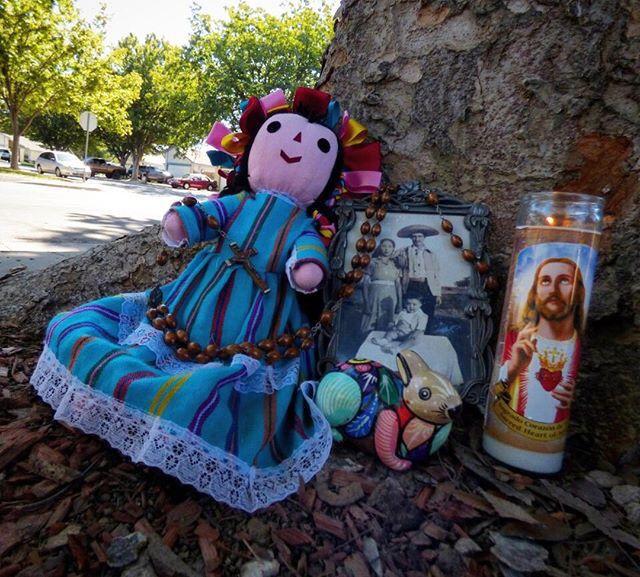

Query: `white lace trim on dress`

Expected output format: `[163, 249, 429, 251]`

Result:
[30, 345, 332, 513]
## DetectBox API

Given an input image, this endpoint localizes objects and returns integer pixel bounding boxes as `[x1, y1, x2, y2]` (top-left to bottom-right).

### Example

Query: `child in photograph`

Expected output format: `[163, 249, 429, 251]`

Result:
[372, 295, 429, 353]
[361, 238, 403, 332]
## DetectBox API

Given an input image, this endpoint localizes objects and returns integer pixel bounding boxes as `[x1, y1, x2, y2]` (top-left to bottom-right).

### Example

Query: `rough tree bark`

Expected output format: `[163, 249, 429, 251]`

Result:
[319, 0, 639, 458]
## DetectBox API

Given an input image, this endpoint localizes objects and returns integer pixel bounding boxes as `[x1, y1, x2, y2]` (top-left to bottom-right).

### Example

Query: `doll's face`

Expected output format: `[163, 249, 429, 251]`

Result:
[247, 113, 339, 207]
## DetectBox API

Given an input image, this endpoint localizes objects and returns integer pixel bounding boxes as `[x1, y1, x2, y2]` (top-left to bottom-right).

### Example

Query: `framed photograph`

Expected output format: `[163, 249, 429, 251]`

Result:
[322, 182, 493, 406]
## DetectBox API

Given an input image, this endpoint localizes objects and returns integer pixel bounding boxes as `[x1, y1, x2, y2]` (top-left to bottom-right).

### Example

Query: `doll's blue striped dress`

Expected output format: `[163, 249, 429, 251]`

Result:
[31, 191, 332, 512]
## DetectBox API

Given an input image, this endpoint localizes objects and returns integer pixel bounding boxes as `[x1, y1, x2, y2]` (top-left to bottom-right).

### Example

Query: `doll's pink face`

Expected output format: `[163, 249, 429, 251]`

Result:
[247, 113, 339, 207]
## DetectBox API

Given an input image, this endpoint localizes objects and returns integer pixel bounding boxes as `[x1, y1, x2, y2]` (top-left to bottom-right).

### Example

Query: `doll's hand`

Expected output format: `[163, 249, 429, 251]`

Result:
[162, 211, 188, 247]
[292, 262, 324, 292]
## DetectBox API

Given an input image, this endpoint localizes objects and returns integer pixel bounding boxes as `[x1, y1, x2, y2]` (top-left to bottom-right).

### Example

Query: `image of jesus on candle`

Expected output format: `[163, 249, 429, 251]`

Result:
[496, 257, 586, 424]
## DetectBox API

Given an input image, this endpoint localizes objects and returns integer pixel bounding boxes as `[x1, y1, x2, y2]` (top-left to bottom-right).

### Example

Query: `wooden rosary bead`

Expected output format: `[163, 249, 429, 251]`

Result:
[451, 235, 463, 248]
[338, 284, 355, 298]
[265, 350, 281, 364]
[217, 347, 231, 359]
[164, 331, 177, 345]
[165, 314, 177, 328]
[344, 271, 355, 283]
[441, 219, 453, 233]
[381, 191, 392, 204]
[295, 327, 311, 340]
[195, 353, 210, 364]
[320, 311, 334, 328]
[371, 223, 382, 237]
[176, 347, 190, 361]
[277, 334, 294, 348]
[300, 337, 314, 350]
[360, 221, 371, 235]
[485, 275, 499, 291]
[205, 343, 219, 358]
[351, 255, 362, 269]
[258, 339, 276, 351]
[366, 238, 377, 252]
[355, 238, 368, 252]
[239, 341, 253, 353]
[227, 344, 242, 356]
[352, 269, 364, 283]
[206, 215, 220, 229]
[246, 347, 263, 360]
[152, 318, 167, 331]
[370, 192, 381, 205]
[462, 249, 476, 263]
[475, 261, 490, 274]
[156, 251, 168, 266]
[146, 308, 158, 320]
[427, 192, 438, 205]
[375, 208, 387, 221]
[359, 254, 371, 267]
[176, 329, 189, 344]
[284, 347, 299, 359]
[365, 206, 376, 219]
[187, 341, 201, 355]
[158, 304, 168, 315]
[182, 196, 197, 207]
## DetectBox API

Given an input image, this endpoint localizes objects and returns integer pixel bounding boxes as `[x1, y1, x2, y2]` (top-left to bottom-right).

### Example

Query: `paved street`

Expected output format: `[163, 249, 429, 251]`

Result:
[0, 169, 209, 276]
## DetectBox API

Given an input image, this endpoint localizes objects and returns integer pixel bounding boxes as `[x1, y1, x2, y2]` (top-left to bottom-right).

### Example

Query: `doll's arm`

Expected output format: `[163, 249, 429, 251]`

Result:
[286, 229, 329, 294]
[161, 193, 245, 247]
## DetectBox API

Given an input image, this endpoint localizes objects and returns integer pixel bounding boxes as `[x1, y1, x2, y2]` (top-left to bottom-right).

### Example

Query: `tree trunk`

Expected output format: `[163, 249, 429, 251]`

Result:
[319, 0, 640, 460]
[131, 146, 143, 180]
[10, 110, 21, 170]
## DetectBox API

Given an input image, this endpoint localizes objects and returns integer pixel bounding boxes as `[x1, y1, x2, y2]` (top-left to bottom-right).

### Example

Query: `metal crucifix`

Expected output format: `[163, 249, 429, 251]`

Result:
[225, 241, 271, 294]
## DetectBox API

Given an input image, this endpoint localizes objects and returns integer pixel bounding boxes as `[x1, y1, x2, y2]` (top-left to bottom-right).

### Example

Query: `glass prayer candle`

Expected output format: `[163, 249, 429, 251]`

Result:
[483, 191, 604, 474]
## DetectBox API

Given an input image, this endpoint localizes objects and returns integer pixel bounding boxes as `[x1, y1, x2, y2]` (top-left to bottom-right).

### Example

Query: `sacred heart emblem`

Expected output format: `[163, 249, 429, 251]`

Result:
[535, 368, 563, 392]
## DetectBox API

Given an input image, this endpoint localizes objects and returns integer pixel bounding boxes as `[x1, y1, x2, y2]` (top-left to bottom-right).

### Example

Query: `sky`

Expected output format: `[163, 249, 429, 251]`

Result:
[75, 0, 339, 48]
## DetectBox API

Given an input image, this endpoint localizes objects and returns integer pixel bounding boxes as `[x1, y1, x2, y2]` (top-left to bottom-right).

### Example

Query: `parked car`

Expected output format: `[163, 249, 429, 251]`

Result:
[85, 157, 126, 179]
[0, 148, 11, 163]
[127, 165, 172, 183]
[35, 150, 91, 179]
[168, 173, 217, 191]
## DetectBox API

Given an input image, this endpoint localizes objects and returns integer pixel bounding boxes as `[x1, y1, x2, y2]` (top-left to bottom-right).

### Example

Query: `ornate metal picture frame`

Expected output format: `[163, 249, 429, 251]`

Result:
[322, 182, 493, 407]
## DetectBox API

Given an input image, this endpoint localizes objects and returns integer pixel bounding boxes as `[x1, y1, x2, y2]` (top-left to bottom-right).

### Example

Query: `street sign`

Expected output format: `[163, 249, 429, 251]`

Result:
[79, 111, 98, 132]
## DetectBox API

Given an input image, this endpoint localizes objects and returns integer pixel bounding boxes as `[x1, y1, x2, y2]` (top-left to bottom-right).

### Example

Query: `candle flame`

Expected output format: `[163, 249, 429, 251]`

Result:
[546, 216, 556, 225]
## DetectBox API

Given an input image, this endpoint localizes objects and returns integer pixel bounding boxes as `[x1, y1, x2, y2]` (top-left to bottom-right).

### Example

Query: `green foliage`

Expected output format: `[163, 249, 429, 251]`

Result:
[0, 0, 140, 168]
[27, 113, 86, 152]
[186, 1, 334, 131]
[98, 34, 199, 173]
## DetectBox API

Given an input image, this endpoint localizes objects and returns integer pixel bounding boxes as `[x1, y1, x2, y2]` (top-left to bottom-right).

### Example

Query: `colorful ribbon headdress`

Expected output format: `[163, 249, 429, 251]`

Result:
[206, 87, 382, 196]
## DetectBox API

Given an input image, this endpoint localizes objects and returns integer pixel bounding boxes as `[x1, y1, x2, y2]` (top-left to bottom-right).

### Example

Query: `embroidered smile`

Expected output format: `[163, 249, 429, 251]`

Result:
[280, 150, 302, 164]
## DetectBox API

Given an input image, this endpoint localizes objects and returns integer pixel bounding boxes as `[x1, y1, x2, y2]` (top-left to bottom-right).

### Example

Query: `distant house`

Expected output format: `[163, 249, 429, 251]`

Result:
[0, 132, 46, 163]
[164, 145, 222, 188]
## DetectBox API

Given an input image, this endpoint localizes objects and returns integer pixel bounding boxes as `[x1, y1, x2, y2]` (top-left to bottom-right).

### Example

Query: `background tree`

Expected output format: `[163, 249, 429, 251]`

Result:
[27, 113, 86, 152]
[105, 34, 199, 177]
[0, 0, 137, 169]
[186, 1, 334, 132]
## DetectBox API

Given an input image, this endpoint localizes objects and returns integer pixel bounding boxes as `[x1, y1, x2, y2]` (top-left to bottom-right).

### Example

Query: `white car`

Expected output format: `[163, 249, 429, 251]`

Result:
[35, 150, 91, 180]
[0, 148, 10, 162]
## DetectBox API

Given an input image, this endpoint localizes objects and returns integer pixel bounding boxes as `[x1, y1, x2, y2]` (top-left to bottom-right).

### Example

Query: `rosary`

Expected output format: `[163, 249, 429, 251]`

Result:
[151, 185, 498, 365]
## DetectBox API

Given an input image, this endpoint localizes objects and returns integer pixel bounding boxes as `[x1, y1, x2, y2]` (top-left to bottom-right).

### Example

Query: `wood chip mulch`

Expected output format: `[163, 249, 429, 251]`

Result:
[1, 345, 639, 577]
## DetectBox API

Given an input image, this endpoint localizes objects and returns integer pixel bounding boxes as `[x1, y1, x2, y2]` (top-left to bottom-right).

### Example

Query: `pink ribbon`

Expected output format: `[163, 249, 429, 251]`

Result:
[206, 122, 232, 151]
[343, 170, 382, 194]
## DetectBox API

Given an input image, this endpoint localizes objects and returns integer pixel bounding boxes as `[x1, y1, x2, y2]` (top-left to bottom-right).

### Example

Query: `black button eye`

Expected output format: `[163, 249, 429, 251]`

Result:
[317, 138, 331, 153]
[266, 121, 281, 133]
[419, 388, 431, 401]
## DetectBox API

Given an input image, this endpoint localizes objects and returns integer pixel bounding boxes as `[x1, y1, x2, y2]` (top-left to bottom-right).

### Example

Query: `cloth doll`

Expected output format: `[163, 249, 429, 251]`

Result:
[31, 87, 382, 512]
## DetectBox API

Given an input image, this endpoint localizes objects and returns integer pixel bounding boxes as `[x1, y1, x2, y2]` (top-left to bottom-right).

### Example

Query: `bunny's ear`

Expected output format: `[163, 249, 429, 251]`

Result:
[396, 350, 431, 387]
